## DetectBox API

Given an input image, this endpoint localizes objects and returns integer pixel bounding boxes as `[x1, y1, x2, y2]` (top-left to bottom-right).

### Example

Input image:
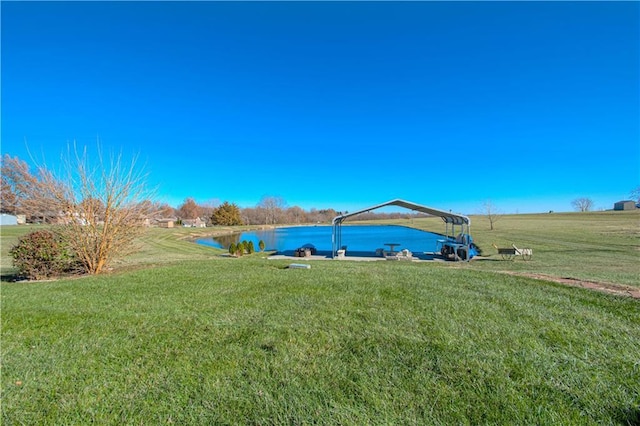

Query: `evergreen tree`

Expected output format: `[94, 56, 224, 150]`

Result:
[210, 201, 244, 226]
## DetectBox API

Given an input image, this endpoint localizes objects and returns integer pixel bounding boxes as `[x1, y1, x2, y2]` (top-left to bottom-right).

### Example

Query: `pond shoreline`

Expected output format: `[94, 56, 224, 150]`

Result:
[195, 224, 447, 255]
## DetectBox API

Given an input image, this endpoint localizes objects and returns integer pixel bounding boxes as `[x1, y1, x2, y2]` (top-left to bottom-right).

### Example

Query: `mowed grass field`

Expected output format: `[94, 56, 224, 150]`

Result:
[411, 210, 640, 288]
[1, 211, 639, 424]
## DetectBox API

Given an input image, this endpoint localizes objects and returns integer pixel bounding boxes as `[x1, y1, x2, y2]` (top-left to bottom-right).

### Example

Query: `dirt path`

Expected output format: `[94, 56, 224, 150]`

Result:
[502, 272, 640, 299]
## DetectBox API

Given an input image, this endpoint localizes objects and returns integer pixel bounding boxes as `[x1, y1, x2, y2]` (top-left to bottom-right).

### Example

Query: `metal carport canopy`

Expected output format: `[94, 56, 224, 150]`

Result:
[332, 199, 470, 226]
[331, 199, 471, 259]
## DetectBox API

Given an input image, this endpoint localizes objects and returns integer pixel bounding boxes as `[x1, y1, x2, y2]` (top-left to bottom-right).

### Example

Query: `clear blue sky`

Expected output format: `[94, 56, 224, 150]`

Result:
[2, 1, 638, 214]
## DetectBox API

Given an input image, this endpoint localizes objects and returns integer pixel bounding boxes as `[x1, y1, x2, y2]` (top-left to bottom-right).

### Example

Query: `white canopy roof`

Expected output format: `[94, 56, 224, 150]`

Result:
[332, 199, 470, 226]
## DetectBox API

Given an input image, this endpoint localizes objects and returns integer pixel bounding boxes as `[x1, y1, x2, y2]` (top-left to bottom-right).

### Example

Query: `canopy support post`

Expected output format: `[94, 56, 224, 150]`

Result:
[332, 219, 342, 259]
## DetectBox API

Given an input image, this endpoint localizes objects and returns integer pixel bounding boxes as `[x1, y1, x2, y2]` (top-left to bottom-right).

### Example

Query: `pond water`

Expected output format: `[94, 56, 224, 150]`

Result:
[196, 225, 443, 254]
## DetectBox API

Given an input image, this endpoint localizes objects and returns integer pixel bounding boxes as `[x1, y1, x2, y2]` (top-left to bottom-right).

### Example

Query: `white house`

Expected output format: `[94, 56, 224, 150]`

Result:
[182, 217, 207, 228]
[0, 214, 18, 226]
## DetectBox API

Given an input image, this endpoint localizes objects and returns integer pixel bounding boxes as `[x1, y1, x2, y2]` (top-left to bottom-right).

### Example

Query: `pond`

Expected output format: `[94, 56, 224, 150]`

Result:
[196, 225, 443, 255]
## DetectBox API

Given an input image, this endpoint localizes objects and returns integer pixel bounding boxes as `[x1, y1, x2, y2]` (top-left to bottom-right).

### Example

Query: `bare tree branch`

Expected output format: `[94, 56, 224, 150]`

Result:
[258, 195, 286, 225]
[630, 186, 640, 204]
[482, 200, 502, 231]
[37, 145, 156, 274]
[571, 198, 593, 212]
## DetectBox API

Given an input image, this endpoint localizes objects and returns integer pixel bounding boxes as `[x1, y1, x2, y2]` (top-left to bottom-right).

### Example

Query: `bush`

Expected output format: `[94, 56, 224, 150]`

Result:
[228, 243, 236, 256]
[258, 240, 265, 252]
[247, 241, 255, 254]
[10, 230, 79, 280]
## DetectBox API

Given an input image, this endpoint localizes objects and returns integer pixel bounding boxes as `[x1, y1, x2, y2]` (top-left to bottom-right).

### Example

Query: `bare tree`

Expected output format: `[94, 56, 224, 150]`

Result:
[2, 155, 74, 223]
[38, 146, 155, 274]
[240, 207, 263, 225]
[147, 201, 176, 219]
[177, 197, 202, 220]
[285, 206, 306, 224]
[258, 195, 286, 225]
[199, 199, 220, 225]
[1, 154, 43, 218]
[571, 197, 593, 212]
[630, 186, 640, 204]
[306, 208, 338, 224]
[483, 200, 502, 230]
[0, 178, 18, 215]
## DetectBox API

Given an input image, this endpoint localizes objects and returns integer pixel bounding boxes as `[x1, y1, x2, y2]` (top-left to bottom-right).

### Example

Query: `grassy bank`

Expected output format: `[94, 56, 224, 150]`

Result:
[1, 211, 639, 424]
[2, 210, 638, 287]
[0, 224, 249, 277]
[376, 210, 640, 287]
[3, 258, 639, 424]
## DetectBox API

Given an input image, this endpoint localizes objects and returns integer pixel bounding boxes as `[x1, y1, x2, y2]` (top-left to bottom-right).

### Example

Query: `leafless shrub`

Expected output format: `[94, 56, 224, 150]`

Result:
[37, 145, 156, 274]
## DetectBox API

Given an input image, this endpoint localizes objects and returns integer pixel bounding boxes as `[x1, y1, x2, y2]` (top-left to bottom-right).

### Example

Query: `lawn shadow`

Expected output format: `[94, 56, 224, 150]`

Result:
[617, 406, 640, 426]
[274, 249, 333, 258]
[409, 252, 437, 261]
[270, 249, 498, 262]
[1, 272, 21, 282]
[472, 257, 507, 262]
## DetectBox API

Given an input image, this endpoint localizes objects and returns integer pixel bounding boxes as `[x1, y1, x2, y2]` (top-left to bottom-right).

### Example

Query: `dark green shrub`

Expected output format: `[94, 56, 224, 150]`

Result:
[258, 240, 265, 252]
[229, 243, 236, 256]
[9, 230, 79, 280]
[247, 241, 255, 254]
[235, 242, 244, 257]
[210, 201, 244, 226]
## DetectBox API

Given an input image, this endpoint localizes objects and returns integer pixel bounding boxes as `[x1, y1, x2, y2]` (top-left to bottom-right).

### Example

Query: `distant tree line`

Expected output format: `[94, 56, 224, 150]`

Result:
[173, 195, 426, 226]
[1, 154, 426, 230]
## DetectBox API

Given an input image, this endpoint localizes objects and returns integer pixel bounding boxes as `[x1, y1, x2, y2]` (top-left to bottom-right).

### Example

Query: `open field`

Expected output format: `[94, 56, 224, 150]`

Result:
[363, 210, 640, 288]
[2, 210, 638, 288]
[1, 211, 639, 424]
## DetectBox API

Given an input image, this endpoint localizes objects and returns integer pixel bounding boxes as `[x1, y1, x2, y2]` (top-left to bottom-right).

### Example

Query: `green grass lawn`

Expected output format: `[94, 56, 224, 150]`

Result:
[1, 212, 639, 424]
[378, 210, 640, 288]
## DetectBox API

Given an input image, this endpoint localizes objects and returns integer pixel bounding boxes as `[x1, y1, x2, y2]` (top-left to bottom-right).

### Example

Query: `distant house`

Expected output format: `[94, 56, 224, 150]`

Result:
[0, 214, 18, 226]
[182, 217, 207, 228]
[157, 218, 175, 228]
[614, 200, 637, 211]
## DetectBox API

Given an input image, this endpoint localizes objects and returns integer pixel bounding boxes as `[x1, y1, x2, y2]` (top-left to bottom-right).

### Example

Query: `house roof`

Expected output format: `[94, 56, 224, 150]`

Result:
[332, 199, 470, 226]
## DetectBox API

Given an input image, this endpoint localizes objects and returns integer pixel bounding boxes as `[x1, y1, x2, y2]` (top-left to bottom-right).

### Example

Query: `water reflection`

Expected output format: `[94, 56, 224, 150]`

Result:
[210, 233, 240, 249]
[196, 225, 441, 254]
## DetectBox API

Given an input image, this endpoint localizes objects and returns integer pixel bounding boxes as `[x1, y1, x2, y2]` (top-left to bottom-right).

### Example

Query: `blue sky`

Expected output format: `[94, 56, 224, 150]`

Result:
[2, 1, 638, 214]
